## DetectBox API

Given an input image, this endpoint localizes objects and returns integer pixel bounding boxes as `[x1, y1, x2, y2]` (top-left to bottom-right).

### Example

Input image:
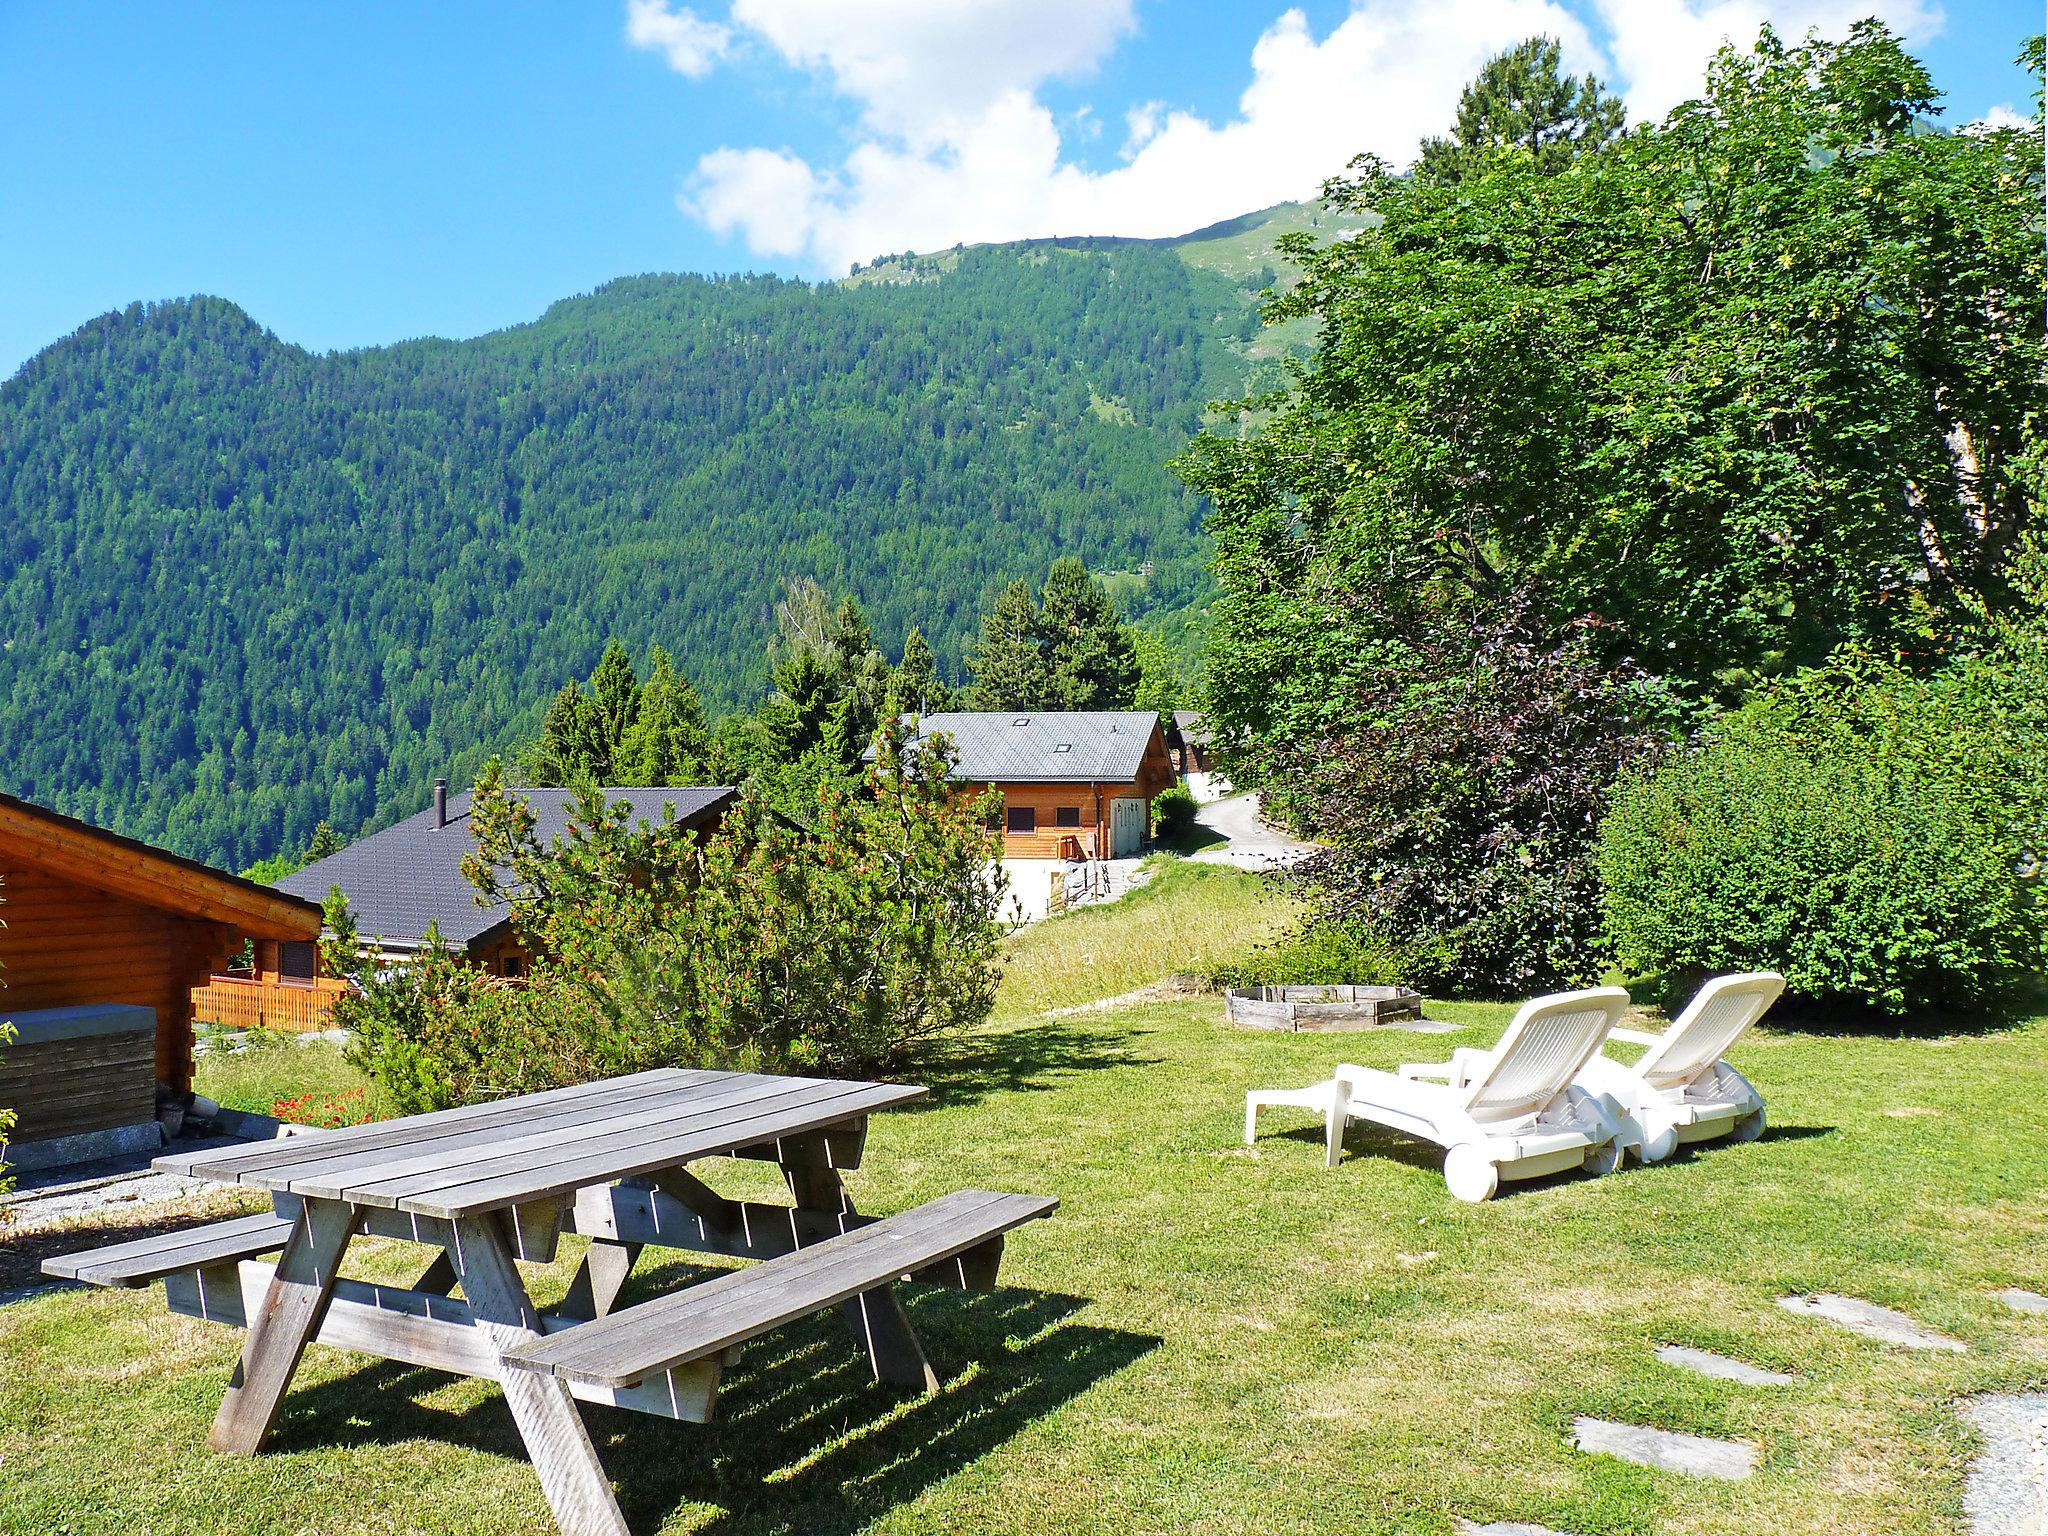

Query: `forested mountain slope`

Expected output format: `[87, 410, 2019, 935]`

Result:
[0, 216, 1316, 867]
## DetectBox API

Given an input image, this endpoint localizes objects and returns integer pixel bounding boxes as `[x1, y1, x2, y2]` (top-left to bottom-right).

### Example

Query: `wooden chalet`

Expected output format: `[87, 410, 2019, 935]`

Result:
[889, 711, 1176, 858]
[0, 791, 322, 1161]
[252, 782, 737, 981]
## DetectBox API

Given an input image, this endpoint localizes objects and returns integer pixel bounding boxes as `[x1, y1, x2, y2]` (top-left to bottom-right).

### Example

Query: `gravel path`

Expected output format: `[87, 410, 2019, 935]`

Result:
[1965, 1394, 2048, 1536]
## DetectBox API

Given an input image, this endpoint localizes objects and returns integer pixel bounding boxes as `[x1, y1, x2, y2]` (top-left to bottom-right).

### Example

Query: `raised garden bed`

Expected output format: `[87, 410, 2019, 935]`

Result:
[1223, 984, 1430, 1032]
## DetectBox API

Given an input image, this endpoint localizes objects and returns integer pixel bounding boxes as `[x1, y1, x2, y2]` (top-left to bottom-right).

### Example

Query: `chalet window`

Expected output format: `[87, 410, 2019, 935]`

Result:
[1006, 806, 1036, 834]
[1055, 806, 1082, 828]
[502, 955, 525, 979]
[984, 809, 1003, 832]
[279, 941, 316, 982]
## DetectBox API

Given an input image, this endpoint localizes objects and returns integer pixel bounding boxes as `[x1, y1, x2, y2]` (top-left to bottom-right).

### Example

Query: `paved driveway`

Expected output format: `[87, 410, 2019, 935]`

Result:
[1187, 791, 1316, 870]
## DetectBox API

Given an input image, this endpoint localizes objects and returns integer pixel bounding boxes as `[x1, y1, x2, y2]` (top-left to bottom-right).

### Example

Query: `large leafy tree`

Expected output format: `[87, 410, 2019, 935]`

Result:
[1417, 36, 1624, 181]
[1179, 23, 2046, 770]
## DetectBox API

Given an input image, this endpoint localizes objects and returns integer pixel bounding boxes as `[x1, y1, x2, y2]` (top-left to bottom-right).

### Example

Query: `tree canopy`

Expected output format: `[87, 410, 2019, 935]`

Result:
[964, 557, 1142, 711]
[1416, 35, 1624, 181]
[1179, 22, 2046, 772]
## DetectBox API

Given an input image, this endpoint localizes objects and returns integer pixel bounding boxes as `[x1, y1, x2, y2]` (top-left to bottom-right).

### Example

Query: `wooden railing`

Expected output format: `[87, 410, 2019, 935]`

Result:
[190, 974, 352, 1034]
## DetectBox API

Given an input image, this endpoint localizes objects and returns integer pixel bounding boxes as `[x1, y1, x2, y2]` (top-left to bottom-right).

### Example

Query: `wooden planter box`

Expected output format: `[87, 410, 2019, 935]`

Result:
[0, 1003, 159, 1149]
[1223, 984, 1425, 1032]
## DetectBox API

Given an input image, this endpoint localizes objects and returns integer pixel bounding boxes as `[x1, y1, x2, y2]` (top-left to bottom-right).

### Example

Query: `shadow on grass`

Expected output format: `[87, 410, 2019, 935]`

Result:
[1153, 822, 1228, 856]
[910, 1019, 1158, 1110]
[271, 1286, 1156, 1536]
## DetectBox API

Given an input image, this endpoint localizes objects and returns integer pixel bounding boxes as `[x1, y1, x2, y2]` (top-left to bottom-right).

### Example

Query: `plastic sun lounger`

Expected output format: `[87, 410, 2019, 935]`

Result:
[1244, 986, 1633, 1202]
[1576, 971, 1783, 1163]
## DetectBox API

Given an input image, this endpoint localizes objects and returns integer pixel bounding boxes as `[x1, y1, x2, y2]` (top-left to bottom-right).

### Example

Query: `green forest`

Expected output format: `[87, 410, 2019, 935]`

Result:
[0, 227, 1283, 868]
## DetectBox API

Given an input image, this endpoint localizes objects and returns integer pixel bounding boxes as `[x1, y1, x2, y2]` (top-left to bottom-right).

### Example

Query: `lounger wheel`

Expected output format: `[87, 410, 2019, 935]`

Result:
[1730, 1106, 1767, 1143]
[1444, 1145, 1499, 1204]
[1637, 1124, 1678, 1163]
[1583, 1140, 1622, 1178]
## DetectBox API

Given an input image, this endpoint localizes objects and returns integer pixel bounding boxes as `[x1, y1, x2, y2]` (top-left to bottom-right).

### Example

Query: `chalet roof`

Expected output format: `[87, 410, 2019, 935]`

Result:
[1172, 710, 1212, 747]
[279, 786, 736, 953]
[0, 790, 321, 937]
[889, 711, 1162, 784]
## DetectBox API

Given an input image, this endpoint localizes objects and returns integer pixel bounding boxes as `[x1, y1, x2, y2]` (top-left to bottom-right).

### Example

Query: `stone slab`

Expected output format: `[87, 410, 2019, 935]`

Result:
[1569, 1416, 1754, 1480]
[1457, 1522, 1587, 1536]
[1778, 1293, 1967, 1352]
[1962, 1393, 2048, 1536]
[1992, 1288, 2048, 1316]
[1656, 1344, 1799, 1386]
[3, 1119, 163, 1173]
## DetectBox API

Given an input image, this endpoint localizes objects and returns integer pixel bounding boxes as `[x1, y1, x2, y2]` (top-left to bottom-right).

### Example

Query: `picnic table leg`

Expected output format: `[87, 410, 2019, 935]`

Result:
[207, 1197, 360, 1455]
[451, 1214, 629, 1536]
[413, 1252, 459, 1295]
[784, 1165, 939, 1393]
[559, 1238, 641, 1321]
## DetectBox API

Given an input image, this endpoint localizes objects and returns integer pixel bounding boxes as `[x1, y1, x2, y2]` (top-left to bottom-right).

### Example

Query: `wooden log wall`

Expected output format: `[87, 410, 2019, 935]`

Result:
[0, 863, 236, 1093]
[0, 1025, 155, 1142]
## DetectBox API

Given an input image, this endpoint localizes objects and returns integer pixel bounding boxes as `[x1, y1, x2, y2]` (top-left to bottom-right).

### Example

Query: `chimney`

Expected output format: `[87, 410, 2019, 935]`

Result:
[433, 778, 448, 830]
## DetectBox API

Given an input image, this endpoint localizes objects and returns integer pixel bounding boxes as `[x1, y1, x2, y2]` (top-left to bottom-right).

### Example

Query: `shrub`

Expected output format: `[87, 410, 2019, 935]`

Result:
[1208, 922, 1398, 990]
[336, 724, 1006, 1113]
[1598, 658, 2047, 1013]
[1150, 783, 1197, 840]
[1265, 588, 1671, 997]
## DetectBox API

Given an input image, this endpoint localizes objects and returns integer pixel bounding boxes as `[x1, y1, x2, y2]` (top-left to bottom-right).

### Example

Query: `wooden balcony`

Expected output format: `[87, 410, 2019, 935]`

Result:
[190, 973, 351, 1034]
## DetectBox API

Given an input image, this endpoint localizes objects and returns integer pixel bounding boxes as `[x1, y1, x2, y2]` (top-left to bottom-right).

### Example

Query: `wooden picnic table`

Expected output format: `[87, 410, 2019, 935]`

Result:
[48, 1067, 1057, 1536]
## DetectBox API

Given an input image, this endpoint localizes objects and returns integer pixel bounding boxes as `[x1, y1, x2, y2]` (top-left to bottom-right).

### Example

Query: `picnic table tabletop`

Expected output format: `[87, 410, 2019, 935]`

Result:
[154, 1066, 927, 1217]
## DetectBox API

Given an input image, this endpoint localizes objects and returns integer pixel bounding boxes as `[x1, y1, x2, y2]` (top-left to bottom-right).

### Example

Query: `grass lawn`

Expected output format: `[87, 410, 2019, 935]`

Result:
[4, 863, 2046, 1535]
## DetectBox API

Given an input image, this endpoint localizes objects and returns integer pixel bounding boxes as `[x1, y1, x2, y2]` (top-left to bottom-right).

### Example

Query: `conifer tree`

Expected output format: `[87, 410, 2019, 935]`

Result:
[1040, 556, 1141, 709]
[588, 642, 641, 763]
[964, 579, 1051, 710]
[1417, 36, 1624, 182]
[893, 625, 952, 713]
[530, 682, 611, 784]
[618, 646, 714, 784]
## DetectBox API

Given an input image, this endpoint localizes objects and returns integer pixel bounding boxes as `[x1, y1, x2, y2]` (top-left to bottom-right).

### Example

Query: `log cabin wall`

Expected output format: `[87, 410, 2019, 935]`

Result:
[0, 861, 236, 1093]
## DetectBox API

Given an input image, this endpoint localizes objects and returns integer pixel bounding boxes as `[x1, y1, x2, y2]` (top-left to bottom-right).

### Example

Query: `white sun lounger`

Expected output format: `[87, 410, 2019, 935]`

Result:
[1244, 986, 1632, 1202]
[1576, 971, 1783, 1163]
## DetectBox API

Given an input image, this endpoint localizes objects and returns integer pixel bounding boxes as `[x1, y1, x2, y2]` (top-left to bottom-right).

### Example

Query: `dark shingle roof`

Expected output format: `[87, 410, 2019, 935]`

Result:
[1172, 710, 1211, 746]
[889, 711, 1161, 784]
[278, 786, 734, 951]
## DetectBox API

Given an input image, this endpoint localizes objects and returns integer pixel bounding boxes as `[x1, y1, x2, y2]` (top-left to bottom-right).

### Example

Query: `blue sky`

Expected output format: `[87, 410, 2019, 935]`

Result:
[0, 1, 2036, 377]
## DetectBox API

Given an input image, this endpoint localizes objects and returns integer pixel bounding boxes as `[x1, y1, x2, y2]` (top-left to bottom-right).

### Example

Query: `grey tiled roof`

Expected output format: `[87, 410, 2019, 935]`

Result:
[890, 711, 1161, 784]
[1172, 710, 1211, 746]
[278, 786, 735, 951]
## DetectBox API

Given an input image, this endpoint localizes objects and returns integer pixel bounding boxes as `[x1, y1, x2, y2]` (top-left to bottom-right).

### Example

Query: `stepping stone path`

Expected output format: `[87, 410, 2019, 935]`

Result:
[1993, 1288, 2048, 1316]
[1457, 1522, 1586, 1536]
[1778, 1293, 1967, 1352]
[1656, 1344, 1799, 1386]
[1962, 1394, 2048, 1536]
[1570, 1416, 1754, 1480]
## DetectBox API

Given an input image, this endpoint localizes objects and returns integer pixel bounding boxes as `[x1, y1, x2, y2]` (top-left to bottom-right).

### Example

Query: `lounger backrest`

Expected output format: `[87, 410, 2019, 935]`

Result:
[1632, 972, 1785, 1089]
[1459, 987, 1630, 1123]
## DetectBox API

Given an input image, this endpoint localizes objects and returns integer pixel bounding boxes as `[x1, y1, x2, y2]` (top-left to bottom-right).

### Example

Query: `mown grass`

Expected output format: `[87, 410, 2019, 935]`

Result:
[5, 861, 2047, 1536]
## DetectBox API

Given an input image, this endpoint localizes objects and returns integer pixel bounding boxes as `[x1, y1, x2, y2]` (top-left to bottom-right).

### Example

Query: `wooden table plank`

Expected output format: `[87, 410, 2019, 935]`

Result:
[157, 1068, 711, 1181]
[281, 1074, 806, 1201]
[395, 1081, 925, 1218]
[247, 1073, 734, 1190]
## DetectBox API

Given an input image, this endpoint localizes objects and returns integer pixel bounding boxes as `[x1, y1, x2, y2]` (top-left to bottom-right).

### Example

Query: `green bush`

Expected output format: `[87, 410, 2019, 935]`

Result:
[1597, 659, 2047, 1013]
[1209, 922, 1399, 990]
[1150, 783, 1197, 840]
[334, 724, 1006, 1113]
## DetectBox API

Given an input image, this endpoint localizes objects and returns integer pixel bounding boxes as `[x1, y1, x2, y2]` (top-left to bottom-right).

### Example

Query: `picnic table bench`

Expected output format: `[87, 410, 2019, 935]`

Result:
[45, 1067, 1058, 1536]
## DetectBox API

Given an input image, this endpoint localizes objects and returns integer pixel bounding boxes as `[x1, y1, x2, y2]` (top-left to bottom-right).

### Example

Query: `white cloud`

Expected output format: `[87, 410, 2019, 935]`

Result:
[1965, 102, 2028, 133]
[690, 0, 1602, 275]
[625, 0, 734, 79]
[676, 0, 1954, 276]
[729, 0, 1138, 147]
[1592, 0, 1944, 122]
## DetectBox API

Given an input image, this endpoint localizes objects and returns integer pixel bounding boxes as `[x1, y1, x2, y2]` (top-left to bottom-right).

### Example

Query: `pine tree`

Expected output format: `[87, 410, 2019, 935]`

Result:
[302, 821, 344, 865]
[617, 646, 714, 784]
[1039, 556, 1140, 709]
[1416, 37, 1624, 183]
[893, 626, 952, 713]
[588, 642, 641, 767]
[964, 579, 1051, 710]
[529, 682, 611, 784]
